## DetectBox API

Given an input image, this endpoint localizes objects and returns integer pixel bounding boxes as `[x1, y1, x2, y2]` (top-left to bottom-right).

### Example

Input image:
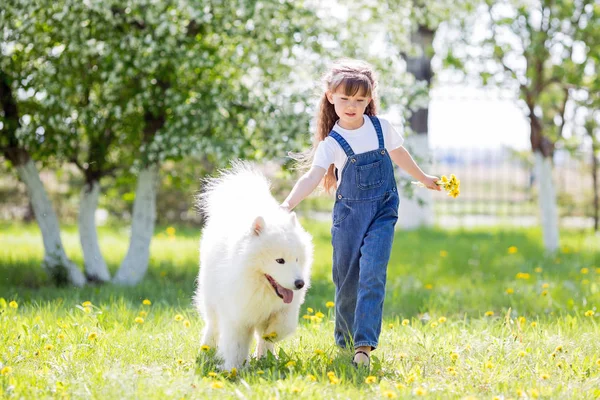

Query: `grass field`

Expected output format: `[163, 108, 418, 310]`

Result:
[1, 222, 600, 399]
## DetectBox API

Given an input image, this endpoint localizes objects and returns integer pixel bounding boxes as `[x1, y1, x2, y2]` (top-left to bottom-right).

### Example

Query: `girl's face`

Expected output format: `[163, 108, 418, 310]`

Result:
[326, 87, 371, 130]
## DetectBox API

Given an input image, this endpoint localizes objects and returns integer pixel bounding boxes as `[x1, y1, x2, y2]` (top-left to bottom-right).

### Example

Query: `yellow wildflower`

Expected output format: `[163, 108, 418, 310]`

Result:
[285, 361, 296, 368]
[441, 175, 448, 183]
[541, 290, 548, 296]
[508, 246, 518, 254]
[440, 250, 448, 257]
[57, 333, 65, 339]
[291, 387, 302, 394]
[395, 383, 406, 389]
[535, 267, 543, 273]
[365, 376, 377, 384]
[582, 279, 590, 285]
[402, 319, 410, 326]
[314, 349, 324, 355]
[485, 311, 494, 317]
[518, 351, 526, 357]
[529, 388, 540, 398]
[506, 288, 514, 294]
[201, 345, 211, 352]
[302, 315, 311, 320]
[208, 372, 218, 377]
[135, 317, 144, 324]
[211, 381, 224, 389]
[516, 272, 530, 280]
[315, 312, 325, 318]
[307, 307, 314, 314]
[82, 301, 92, 307]
[166, 227, 176, 236]
[485, 361, 493, 369]
[9, 301, 18, 309]
[531, 321, 538, 327]
[174, 314, 184, 321]
[229, 368, 237, 377]
[1, 366, 12, 376]
[388, 323, 394, 328]
[142, 299, 152, 305]
[424, 284, 433, 290]
[585, 310, 595, 317]
[184, 320, 191, 328]
[596, 359, 600, 367]
[382, 390, 397, 399]
[414, 387, 427, 396]
[306, 374, 316, 381]
[45, 344, 54, 351]
[139, 311, 147, 317]
[581, 268, 589, 274]
[326, 301, 335, 308]
[88, 332, 98, 341]
[540, 373, 549, 380]
[438, 316, 447, 323]
[430, 322, 438, 328]
[450, 352, 459, 361]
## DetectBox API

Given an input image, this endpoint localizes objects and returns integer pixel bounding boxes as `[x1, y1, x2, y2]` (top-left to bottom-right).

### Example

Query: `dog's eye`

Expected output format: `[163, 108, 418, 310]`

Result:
[276, 258, 285, 264]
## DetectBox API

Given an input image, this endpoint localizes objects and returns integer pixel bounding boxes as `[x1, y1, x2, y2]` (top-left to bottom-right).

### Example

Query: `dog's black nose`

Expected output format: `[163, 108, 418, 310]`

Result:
[294, 279, 305, 289]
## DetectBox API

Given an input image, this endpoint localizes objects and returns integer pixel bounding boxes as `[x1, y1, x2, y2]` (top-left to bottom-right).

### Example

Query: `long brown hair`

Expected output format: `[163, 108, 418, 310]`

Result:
[295, 58, 378, 193]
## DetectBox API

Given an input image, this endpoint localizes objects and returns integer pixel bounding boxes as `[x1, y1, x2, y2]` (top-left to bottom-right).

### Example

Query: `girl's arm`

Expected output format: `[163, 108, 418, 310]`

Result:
[389, 146, 441, 191]
[280, 166, 327, 211]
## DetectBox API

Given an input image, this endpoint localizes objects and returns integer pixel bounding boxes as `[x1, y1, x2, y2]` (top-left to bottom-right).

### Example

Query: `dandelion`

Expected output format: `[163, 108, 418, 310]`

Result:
[440, 250, 448, 257]
[535, 267, 543, 273]
[506, 288, 514, 294]
[541, 290, 548, 296]
[516, 389, 525, 397]
[262, 332, 277, 341]
[531, 321, 538, 327]
[365, 376, 377, 384]
[516, 272, 530, 280]
[84, 307, 92, 314]
[582, 279, 590, 285]
[413, 174, 460, 198]
[184, 320, 191, 328]
[555, 346, 563, 352]
[585, 310, 595, 317]
[211, 381, 224, 389]
[315, 312, 325, 318]
[57, 333, 65, 339]
[307, 307, 314, 314]
[540, 373, 550, 380]
[424, 284, 433, 290]
[556, 362, 563, 368]
[1, 366, 12, 376]
[201, 345, 211, 352]
[291, 387, 302, 394]
[388, 323, 394, 328]
[596, 359, 600, 367]
[485, 361, 493, 369]
[581, 268, 589, 274]
[327, 371, 336, 377]
[542, 283, 550, 289]
[430, 322, 438, 328]
[450, 352, 459, 361]
[229, 368, 237, 378]
[135, 317, 144, 324]
[508, 246, 518, 254]
[395, 383, 406, 389]
[302, 315, 311, 320]
[398, 352, 407, 360]
[166, 227, 176, 236]
[45, 344, 54, 351]
[438, 316, 447, 323]
[285, 361, 296, 368]
[174, 314, 184, 321]
[414, 387, 427, 396]
[142, 299, 152, 306]
[306, 374, 316, 381]
[382, 390, 397, 399]
[406, 374, 416, 383]
[139, 311, 147, 317]
[402, 319, 410, 326]
[485, 311, 494, 317]
[326, 301, 335, 308]
[208, 372, 218, 377]
[529, 388, 540, 398]
[88, 332, 98, 341]
[9, 301, 18, 309]
[518, 351, 526, 357]
[314, 349, 324, 355]
[177, 359, 183, 365]
[329, 376, 341, 384]
[82, 301, 92, 307]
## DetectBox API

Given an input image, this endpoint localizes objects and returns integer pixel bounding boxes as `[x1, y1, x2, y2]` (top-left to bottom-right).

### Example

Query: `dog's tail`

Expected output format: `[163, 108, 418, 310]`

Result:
[197, 160, 274, 221]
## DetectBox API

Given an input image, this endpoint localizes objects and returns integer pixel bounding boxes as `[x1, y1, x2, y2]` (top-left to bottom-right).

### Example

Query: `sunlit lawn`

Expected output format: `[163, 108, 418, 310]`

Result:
[1, 221, 600, 399]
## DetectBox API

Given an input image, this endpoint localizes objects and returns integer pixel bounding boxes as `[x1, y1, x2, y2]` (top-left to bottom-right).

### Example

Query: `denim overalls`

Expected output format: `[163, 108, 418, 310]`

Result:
[329, 115, 399, 350]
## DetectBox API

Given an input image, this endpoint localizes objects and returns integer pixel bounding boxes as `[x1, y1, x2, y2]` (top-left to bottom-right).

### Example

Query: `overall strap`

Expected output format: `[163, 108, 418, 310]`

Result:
[329, 130, 355, 157]
[368, 116, 385, 149]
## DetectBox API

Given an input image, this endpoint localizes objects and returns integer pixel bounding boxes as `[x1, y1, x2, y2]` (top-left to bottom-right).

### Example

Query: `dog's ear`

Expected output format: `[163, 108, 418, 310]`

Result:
[289, 212, 298, 226]
[251, 216, 265, 235]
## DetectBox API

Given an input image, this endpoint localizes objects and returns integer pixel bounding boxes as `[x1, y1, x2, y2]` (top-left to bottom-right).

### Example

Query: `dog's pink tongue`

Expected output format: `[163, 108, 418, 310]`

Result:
[280, 286, 293, 304]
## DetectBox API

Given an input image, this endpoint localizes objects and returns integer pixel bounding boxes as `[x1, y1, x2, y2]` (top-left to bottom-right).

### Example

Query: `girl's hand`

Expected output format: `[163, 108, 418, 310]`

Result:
[420, 174, 442, 191]
[279, 202, 291, 213]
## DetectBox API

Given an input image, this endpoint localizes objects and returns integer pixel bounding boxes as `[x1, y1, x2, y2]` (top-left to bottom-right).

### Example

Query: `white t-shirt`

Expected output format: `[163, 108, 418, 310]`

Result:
[312, 115, 404, 183]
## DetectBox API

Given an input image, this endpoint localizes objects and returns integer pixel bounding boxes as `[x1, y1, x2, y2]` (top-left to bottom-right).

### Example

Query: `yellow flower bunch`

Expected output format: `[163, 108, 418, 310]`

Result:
[412, 174, 460, 198]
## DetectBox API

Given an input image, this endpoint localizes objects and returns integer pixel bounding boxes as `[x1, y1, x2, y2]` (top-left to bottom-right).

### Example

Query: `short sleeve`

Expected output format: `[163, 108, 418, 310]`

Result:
[312, 139, 336, 170]
[381, 118, 404, 150]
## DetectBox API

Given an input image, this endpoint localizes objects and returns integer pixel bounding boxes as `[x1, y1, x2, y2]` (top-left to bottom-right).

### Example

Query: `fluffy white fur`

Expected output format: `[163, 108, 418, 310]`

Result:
[194, 161, 313, 370]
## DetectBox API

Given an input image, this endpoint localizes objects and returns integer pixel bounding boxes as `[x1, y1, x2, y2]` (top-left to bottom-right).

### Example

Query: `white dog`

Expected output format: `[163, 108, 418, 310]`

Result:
[194, 161, 313, 370]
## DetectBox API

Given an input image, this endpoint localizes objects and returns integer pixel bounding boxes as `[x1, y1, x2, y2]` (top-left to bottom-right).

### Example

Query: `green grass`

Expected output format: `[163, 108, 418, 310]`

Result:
[1, 222, 600, 399]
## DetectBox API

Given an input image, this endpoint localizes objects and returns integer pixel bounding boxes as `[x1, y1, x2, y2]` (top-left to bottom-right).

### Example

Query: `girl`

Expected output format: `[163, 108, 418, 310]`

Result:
[280, 58, 441, 367]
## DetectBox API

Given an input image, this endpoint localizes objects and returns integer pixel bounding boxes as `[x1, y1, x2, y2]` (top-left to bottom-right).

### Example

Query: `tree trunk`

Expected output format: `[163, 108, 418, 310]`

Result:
[15, 158, 86, 286]
[79, 180, 111, 282]
[399, 25, 436, 229]
[592, 144, 599, 232]
[113, 164, 159, 285]
[533, 151, 559, 252]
